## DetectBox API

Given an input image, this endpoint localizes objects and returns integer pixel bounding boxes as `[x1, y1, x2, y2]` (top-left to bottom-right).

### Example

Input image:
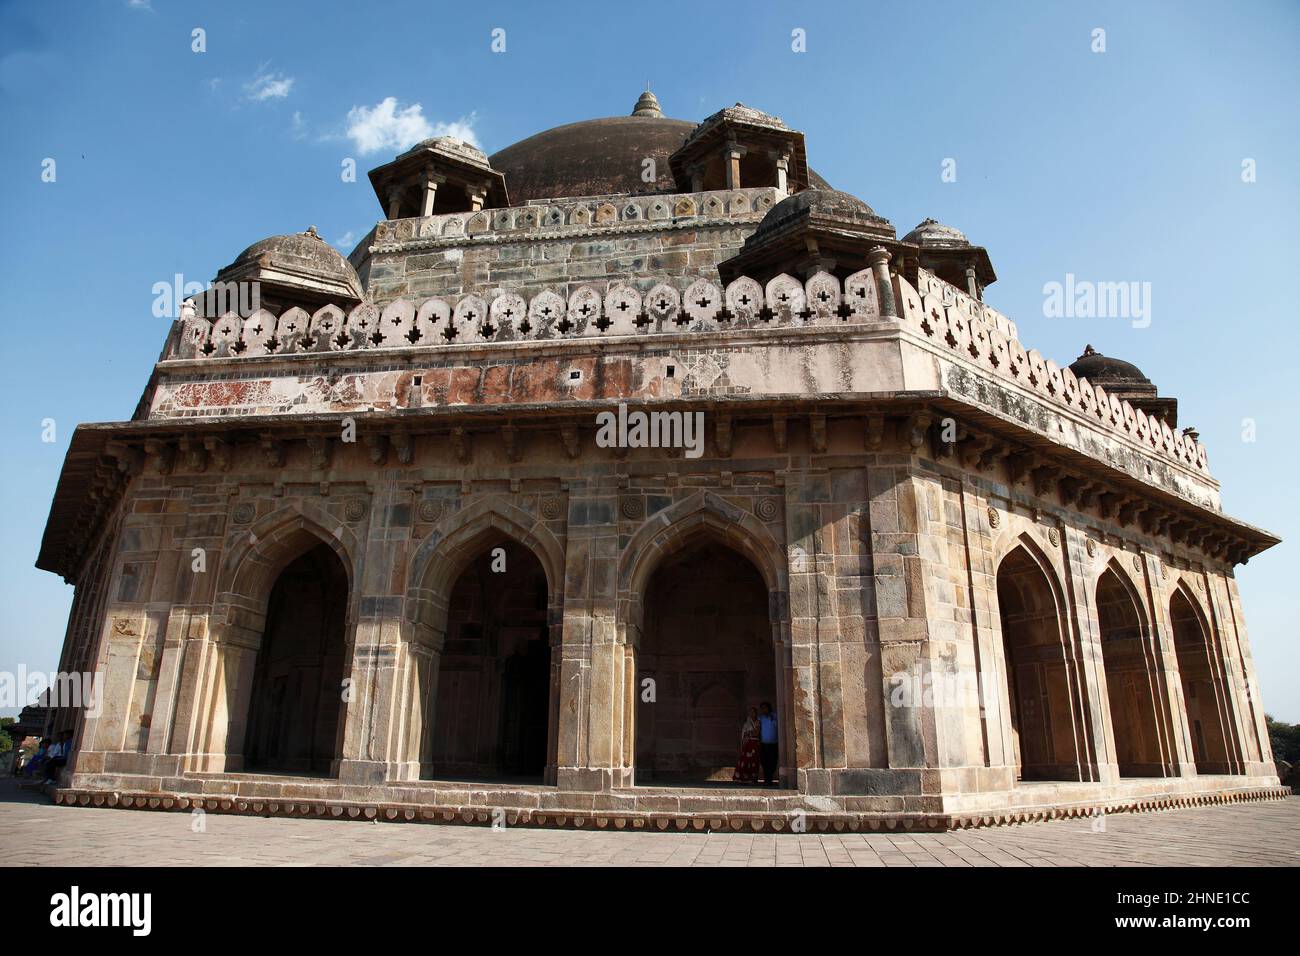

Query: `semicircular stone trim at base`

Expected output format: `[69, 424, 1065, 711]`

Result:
[49, 786, 1290, 833]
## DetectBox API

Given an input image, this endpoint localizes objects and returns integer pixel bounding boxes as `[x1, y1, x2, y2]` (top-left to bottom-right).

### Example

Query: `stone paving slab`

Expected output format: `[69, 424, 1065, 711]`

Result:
[1, 782, 1296, 867]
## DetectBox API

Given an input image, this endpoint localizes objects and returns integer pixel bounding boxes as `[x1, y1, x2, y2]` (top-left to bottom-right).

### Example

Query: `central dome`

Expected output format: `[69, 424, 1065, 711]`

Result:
[490, 115, 697, 203]
[489, 94, 829, 205]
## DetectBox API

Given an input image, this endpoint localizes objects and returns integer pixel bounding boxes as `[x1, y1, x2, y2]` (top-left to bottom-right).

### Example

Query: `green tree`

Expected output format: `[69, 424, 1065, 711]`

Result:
[1265, 714, 1300, 765]
[0, 717, 15, 754]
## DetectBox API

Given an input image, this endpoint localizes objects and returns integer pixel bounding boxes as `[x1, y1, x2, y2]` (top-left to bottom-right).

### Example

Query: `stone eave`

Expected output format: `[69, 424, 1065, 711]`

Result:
[919, 394, 1277, 555]
[37, 389, 1279, 581]
[912, 243, 997, 289]
[212, 260, 364, 305]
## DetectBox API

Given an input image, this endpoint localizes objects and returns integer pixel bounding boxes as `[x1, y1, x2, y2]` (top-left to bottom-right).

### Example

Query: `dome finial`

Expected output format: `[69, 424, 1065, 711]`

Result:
[632, 88, 663, 118]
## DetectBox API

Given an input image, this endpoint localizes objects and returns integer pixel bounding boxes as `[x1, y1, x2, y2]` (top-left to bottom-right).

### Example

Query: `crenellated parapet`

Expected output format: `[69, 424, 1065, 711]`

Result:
[891, 271, 1211, 475]
[174, 269, 886, 358]
[915, 268, 1017, 341]
[169, 264, 1208, 477]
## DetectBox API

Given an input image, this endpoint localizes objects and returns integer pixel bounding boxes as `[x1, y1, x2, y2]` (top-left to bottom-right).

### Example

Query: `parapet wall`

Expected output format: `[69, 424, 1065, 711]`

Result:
[167, 267, 1208, 483]
[356, 186, 781, 303]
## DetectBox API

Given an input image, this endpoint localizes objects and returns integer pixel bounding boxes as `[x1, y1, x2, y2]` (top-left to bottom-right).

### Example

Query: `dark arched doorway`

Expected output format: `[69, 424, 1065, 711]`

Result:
[995, 546, 1081, 782]
[426, 539, 552, 781]
[635, 538, 776, 785]
[1170, 588, 1236, 773]
[1096, 568, 1166, 776]
[243, 542, 349, 775]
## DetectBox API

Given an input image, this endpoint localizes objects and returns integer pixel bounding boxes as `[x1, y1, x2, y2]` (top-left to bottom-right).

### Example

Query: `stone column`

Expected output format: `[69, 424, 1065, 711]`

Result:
[335, 488, 405, 786]
[868, 246, 898, 318]
[386, 186, 404, 221]
[420, 172, 446, 218]
[688, 163, 704, 193]
[1145, 558, 1199, 776]
[864, 466, 938, 784]
[466, 187, 487, 212]
[142, 606, 196, 776]
[772, 149, 791, 197]
[965, 266, 980, 300]
[1060, 525, 1113, 784]
[1197, 571, 1248, 775]
[172, 615, 260, 774]
[723, 141, 746, 190]
[1216, 572, 1277, 778]
[556, 482, 619, 790]
[781, 473, 824, 791]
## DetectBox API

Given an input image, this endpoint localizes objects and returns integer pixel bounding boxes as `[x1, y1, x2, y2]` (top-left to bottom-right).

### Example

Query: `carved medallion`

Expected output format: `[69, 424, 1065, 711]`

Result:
[620, 497, 645, 520]
[756, 498, 780, 522]
[987, 506, 1000, 530]
[1086, 538, 1097, 557]
[1133, 554, 1143, 571]
[1047, 527, 1060, 547]
[232, 502, 255, 525]
[418, 499, 442, 523]
[344, 498, 366, 523]
[541, 497, 563, 520]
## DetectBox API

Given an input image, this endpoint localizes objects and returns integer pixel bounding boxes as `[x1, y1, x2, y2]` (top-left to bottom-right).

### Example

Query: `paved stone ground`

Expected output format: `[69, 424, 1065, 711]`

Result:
[1, 781, 1296, 866]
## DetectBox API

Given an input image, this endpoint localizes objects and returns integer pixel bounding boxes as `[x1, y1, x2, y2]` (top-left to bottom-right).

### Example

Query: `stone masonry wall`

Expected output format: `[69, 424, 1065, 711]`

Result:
[63, 415, 1277, 815]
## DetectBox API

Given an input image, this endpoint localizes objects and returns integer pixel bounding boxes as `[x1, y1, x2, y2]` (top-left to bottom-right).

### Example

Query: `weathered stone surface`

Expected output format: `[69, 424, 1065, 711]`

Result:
[35, 90, 1280, 831]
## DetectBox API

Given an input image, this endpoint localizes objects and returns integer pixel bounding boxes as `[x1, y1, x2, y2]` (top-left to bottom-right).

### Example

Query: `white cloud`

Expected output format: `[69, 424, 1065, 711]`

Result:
[245, 68, 294, 102]
[345, 97, 480, 154]
[127, 0, 154, 10]
[333, 230, 358, 251]
[290, 111, 307, 139]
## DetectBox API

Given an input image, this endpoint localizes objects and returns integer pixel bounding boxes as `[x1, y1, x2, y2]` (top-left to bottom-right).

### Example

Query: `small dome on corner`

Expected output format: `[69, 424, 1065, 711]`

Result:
[217, 227, 364, 305]
[753, 187, 880, 238]
[1067, 344, 1152, 388]
[903, 217, 971, 248]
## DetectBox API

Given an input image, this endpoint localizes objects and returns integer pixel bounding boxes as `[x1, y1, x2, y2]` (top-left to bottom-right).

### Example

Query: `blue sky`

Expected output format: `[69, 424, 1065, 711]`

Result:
[1, 0, 1297, 720]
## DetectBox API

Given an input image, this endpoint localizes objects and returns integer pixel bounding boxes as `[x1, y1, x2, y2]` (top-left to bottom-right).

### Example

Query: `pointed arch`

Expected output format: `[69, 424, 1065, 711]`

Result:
[407, 496, 564, 606]
[195, 503, 359, 774]
[1095, 560, 1171, 777]
[1169, 582, 1241, 774]
[1097, 557, 1150, 632]
[401, 496, 565, 784]
[217, 503, 359, 629]
[619, 491, 790, 788]
[994, 537, 1087, 782]
[618, 490, 786, 633]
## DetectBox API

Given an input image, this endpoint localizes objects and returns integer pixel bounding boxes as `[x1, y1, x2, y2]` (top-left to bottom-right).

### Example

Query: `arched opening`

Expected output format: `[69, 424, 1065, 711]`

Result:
[1096, 568, 1166, 776]
[995, 546, 1081, 782]
[243, 542, 349, 775]
[635, 538, 777, 786]
[1170, 588, 1235, 773]
[425, 538, 552, 782]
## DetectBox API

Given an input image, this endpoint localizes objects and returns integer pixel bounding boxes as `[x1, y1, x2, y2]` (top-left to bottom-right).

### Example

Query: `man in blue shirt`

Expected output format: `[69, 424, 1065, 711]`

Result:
[757, 701, 778, 786]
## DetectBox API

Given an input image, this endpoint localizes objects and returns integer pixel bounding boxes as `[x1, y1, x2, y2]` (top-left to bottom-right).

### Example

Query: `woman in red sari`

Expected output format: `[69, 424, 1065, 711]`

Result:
[733, 706, 762, 783]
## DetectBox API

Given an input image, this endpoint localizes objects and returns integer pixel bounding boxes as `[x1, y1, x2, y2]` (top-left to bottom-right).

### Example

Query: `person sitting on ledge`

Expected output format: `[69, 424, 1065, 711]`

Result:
[42, 731, 72, 786]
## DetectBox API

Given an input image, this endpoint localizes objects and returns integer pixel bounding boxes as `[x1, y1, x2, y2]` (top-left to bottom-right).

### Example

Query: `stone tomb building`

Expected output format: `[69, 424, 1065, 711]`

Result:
[38, 92, 1285, 830]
